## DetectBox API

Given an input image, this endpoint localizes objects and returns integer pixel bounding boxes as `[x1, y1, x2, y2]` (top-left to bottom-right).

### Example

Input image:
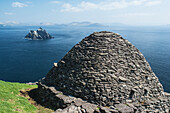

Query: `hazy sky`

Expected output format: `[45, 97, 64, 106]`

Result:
[0, 0, 169, 25]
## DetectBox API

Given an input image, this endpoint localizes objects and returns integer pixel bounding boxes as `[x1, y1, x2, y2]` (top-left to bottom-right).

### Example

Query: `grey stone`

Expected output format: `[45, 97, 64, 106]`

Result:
[54, 63, 58, 67]
[99, 53, 108, 56]
[119, 76, 128, 82]
[115, 104, 134, 113]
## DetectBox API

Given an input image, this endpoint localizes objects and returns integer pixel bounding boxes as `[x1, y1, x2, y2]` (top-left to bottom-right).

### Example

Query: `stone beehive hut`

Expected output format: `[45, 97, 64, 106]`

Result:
[39, 31, 166, 106]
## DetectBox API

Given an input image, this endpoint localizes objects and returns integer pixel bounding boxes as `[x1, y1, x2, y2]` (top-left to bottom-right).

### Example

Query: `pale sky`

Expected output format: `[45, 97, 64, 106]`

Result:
[0, 0, 169, 25]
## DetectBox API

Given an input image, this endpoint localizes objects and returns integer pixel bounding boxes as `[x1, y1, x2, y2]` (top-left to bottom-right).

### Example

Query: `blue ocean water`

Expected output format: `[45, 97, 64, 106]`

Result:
[0, 25, 170, 93]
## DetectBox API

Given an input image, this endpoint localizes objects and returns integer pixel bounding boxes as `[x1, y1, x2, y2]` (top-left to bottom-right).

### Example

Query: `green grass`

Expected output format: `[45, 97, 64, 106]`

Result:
[0, 80, 53, 113]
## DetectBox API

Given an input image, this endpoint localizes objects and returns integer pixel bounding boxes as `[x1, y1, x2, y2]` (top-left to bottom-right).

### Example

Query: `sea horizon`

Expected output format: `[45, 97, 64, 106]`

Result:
[0, 25, 170, 93]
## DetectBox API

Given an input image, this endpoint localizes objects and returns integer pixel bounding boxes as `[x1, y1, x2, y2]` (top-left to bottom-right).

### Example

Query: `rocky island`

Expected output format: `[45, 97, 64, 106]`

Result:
[29, 31, 170, 113]
[25, 27, 53, 40]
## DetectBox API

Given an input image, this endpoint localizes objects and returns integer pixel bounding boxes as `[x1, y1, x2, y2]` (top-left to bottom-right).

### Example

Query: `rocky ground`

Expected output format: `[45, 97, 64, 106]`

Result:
[27, 82, 169, 113]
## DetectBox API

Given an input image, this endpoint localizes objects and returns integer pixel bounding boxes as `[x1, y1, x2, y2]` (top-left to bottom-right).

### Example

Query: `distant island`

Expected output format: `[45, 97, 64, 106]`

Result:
[25, 27, 53, 40]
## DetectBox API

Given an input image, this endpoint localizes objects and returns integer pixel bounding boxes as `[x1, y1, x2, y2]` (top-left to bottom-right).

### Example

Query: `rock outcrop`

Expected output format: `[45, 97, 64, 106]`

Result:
[36, 31, 169, 112]
[25, 27, 53, 40]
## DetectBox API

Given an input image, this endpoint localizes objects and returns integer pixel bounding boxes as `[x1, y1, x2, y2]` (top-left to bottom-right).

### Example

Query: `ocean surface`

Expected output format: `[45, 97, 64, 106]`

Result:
[0, 25, 170, 93]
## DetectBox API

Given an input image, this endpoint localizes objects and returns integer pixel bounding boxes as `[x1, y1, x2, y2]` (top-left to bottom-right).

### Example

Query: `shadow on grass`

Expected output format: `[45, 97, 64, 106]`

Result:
[27, 88, 57, 111]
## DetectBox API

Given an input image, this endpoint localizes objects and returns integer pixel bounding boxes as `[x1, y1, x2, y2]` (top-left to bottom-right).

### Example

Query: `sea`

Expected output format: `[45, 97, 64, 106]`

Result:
[0, 25, 170, 93]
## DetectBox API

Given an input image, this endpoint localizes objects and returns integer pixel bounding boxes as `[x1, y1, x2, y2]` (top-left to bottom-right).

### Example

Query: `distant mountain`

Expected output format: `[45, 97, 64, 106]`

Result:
[105, 23, 128, 27]
[0, 21, 129, 27]
[0, 24, 5, 27]
[69, 21, 91, 26]
[87, 23, 104, 27]
[68, 21, 104, 27]
[40, 22, 56, 26]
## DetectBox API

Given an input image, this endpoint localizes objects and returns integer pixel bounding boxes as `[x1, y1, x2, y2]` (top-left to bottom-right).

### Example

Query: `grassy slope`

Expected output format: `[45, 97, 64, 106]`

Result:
[0, 80, 53, 113]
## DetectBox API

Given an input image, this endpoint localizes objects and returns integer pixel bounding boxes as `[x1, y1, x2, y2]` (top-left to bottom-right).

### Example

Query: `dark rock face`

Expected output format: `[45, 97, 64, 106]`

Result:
[25, 27, 53, 40]
[38, 31, 170, 112]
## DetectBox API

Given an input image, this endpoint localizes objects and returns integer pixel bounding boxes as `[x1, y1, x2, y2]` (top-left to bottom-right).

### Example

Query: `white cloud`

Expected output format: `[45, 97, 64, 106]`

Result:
[51, 1, 60, 4]
[145, 1, 161, 6]
[61, 0, 162, 12]
[4, 12, 15, 15]
[61, 3, 82, 12]
[12, 2, 28, 8]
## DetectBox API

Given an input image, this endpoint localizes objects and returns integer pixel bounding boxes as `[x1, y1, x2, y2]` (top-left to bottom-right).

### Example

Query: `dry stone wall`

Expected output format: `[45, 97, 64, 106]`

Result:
[38, 31, 170, 112]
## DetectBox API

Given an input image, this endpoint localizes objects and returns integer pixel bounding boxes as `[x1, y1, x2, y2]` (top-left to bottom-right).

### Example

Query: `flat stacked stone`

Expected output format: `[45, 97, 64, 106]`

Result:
[37, 31, 169, 112]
